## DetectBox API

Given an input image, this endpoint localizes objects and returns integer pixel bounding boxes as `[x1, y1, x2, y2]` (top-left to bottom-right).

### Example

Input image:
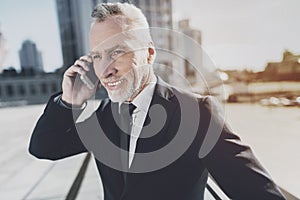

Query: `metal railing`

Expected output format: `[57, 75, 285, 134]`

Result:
[68, 153, 298, 200]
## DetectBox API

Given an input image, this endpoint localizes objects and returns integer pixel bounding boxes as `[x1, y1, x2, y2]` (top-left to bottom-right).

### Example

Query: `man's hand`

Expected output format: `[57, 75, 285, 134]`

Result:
[61, 55, 100, 106]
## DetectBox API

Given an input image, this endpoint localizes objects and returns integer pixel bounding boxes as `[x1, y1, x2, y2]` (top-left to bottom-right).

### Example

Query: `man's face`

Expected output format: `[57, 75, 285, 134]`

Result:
[89, 16, 153, 102]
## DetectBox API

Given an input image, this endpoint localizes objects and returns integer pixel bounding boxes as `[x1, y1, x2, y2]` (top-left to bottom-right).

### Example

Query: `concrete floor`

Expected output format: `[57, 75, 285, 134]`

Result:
[0, 103, 299, 199]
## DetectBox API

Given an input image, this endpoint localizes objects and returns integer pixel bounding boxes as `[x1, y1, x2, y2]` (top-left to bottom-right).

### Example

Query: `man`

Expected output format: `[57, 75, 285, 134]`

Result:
[29, 3, 285, 200]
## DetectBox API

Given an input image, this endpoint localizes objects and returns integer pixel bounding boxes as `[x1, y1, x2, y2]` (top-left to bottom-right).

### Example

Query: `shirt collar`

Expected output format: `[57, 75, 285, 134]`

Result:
[118, 74, 157, 113]
[132, 75, 157, 112]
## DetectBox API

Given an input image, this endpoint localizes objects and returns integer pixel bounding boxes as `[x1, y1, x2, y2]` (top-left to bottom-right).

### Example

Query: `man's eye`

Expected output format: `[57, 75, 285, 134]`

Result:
[111, 50, 125, 58]
[92, 54, 102, 60]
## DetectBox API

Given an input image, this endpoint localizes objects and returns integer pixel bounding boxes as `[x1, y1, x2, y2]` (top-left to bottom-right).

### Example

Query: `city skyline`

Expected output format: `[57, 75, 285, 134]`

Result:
[0, 0, 300, 72]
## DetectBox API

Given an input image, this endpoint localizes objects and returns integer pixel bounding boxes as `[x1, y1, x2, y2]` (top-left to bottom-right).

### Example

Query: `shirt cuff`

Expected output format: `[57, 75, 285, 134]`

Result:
[53, 94, 87, 110]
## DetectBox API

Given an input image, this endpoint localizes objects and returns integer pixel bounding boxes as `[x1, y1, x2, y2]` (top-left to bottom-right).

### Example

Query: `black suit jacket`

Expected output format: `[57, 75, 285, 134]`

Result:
[29, 77, 285, 200]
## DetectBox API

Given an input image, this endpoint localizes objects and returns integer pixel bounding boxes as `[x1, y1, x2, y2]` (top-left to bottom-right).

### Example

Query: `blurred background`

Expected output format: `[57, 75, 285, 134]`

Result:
[0, 0, 299, 199]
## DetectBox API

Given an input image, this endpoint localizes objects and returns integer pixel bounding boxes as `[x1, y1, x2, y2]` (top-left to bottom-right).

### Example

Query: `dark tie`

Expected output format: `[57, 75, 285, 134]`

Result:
[119, 103, 136, 174]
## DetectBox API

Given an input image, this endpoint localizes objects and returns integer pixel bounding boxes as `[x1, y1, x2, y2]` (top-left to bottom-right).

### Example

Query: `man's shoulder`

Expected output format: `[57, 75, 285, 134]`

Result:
[171, 87, 220, 115]
[157, 78, 212, 106]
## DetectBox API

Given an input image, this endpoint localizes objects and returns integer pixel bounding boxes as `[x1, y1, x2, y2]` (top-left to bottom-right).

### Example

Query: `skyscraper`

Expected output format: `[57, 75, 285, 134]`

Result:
[56, 0, 95, 69]
[19, 40, 43, 73]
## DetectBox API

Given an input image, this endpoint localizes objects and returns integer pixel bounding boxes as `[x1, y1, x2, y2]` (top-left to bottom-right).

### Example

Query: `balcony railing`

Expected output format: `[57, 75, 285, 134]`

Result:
[67, 153, 299, 200]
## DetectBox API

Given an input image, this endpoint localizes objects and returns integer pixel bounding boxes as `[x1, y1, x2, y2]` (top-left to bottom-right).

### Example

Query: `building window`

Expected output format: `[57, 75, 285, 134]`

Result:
[18, 85, 26, 96]
[41, 83, 48, 94]
[30, 84, 36, 95]
[6, 85, 14, 97]
[51, 83, 58, 93]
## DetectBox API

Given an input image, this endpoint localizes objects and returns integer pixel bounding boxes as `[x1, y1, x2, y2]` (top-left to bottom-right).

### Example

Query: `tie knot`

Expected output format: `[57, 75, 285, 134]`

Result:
[120, 103, 136, 117]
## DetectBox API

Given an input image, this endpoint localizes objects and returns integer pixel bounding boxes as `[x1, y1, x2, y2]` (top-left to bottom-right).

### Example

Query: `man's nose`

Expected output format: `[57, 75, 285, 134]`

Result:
[100, 60, 117, 78]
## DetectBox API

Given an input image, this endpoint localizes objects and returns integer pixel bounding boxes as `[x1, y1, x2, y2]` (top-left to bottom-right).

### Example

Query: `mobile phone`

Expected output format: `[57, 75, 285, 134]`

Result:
[80, 62, 99, 90]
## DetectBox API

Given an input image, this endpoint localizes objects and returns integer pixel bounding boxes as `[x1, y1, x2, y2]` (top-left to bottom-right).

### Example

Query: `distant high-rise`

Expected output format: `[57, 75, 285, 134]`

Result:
[56, 0, 95, 68]
[19, 40, 43, 73]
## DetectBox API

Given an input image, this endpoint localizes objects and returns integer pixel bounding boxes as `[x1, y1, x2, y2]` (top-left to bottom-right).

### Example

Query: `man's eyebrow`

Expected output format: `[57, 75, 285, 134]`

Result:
[105, 45, 127, 53]
[90, 44, 127, 55]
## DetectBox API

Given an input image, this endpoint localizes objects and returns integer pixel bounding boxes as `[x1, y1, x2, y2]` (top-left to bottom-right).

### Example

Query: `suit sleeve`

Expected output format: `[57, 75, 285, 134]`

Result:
[201, 96, 286, 199]
[28, 93, 89, 160]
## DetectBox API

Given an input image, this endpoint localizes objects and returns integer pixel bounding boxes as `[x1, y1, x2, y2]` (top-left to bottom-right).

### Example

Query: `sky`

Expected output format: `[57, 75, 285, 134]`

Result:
[0, 0, 300, 72]
[0, 0, 62, 72]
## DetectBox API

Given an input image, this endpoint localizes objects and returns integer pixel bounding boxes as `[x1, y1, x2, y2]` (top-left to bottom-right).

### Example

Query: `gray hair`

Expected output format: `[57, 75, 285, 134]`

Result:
[92, 3, 149, 31]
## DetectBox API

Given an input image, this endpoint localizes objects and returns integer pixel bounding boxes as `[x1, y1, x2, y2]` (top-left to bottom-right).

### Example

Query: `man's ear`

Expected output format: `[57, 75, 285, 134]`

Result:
[147, 46, 155, 64]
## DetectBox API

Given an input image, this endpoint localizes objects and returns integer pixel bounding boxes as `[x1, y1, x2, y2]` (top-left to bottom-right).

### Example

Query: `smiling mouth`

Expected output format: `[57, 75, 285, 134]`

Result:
[104, 79, 125, 90]
[107, 80, 123, 87]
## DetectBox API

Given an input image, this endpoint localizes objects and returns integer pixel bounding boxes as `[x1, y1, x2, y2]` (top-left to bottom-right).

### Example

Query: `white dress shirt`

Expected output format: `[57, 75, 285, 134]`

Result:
[119, 75, 157, 168]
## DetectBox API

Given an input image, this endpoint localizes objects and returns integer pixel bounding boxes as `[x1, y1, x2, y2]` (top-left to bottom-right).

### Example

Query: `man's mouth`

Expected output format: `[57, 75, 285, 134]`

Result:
[107, 80, 122, 86]
[104, 79, 124, 90]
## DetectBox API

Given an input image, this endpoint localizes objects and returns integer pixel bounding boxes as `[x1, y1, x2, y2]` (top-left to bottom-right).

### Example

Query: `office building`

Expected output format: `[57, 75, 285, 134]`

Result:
[0, 73, 62, 106]
[19, 40, 43, 73]
[56, 0, 95, 68]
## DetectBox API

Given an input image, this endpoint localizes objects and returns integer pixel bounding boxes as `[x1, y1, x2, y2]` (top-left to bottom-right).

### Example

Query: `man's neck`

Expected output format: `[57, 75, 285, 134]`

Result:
[128, 71, 155, 102]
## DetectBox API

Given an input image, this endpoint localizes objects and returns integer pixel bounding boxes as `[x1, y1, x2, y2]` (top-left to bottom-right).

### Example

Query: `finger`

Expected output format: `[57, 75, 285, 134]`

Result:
[79, 55, 92, 63]
[74, 60, 90, 71]
[64, 65, 87, 77]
